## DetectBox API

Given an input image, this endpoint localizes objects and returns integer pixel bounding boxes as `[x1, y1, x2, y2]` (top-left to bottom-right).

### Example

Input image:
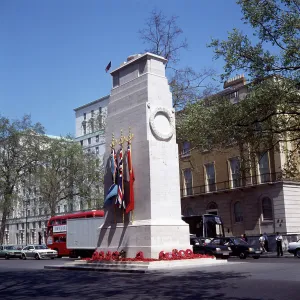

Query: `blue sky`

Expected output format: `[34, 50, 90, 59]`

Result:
[0, 0, 251, 136]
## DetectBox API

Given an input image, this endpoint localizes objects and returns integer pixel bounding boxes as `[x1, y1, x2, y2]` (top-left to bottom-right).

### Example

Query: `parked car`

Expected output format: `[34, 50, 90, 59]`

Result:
[21, 245, 58, 260]
[210, 237, 261, 259]
[190, 236, 231, 259]
[288, 240, 300, 258]
[0, 245, 22, 259]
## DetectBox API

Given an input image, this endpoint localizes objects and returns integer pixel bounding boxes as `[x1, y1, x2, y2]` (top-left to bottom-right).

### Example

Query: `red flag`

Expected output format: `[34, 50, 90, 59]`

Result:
[125, 143, 135, 214]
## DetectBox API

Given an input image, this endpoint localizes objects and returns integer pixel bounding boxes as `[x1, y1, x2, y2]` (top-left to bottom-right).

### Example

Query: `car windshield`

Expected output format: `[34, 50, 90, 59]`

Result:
[233, 238, 249, 245]
[35, 245, 48, 250]
[4, 246, 17, 250]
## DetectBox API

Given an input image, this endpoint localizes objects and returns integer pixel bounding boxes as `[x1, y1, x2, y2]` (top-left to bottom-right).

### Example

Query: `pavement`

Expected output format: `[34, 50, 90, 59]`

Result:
[259, 251, 294, 258]
[0, 257, 300, 299]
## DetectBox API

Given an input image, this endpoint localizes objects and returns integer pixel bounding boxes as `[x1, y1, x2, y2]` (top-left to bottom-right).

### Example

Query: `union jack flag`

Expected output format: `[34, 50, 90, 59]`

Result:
[116, 148, 125, 208]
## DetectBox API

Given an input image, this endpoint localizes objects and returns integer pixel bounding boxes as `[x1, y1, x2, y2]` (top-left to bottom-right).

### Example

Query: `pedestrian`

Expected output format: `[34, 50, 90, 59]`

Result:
[259, 234, 266, 252]
[263, 232, 269, 252]
[275, 232, 283, 257]
[243, 234, 248, 243]
[38, 232, 42, 245]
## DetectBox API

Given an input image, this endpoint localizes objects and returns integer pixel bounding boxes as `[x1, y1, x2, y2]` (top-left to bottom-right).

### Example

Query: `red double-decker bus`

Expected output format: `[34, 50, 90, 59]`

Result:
[46, 210, 104, 257]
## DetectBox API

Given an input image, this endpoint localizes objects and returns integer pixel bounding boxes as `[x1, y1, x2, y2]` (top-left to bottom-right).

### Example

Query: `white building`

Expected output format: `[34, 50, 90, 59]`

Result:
[74, 95, 109, 157]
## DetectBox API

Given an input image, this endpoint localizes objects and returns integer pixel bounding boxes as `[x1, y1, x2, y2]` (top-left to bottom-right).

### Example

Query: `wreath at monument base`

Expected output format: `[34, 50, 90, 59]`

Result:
[83, 249, 214, 262]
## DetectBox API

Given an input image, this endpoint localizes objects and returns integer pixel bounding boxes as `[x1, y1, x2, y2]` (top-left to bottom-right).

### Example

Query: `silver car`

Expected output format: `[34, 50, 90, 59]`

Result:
[21, 245, 58, 260]
[288, 240, 300, 258]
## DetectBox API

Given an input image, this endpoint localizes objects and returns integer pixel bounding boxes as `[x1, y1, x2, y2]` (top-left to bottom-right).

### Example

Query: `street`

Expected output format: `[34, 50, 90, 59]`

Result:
[0, 258, 299, 300]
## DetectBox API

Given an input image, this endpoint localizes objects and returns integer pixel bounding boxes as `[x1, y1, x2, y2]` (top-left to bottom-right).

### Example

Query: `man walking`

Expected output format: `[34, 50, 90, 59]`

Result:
[275, 232, 283, 257]
[259, 234, 266, 252]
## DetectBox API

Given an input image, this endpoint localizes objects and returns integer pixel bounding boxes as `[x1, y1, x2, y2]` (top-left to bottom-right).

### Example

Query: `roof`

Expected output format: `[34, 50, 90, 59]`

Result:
[110, 52, 167, 75]
[73, 95, 110, 112]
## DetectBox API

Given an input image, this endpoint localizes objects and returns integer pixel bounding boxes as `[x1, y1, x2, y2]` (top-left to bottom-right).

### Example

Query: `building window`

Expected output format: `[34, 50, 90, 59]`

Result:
[27, 209, 30, 217]
[64, 205, 67, 212]
[183, 168, 193, 196]
[205, 163, 216, 192]
[88, 138, 91, 145]
[21, 223, 24, 230]
[91, 110, 94, 117]
[262, 197, 273, 220]
[69, 203, 73, 212]
[96, 147, 99, 154]
[83, 113, 86, 120]
[57, 206, 60, 214]
[96, 135, 99, 143]
[181, 141, 191, 157]
[16, 223, 19, 230]
[32, 222, 36, 229]
[258, 152, 270, 183]
[234, 201, 243, 223]
[38, 221, 41, 228]
[229, 157, 240, 188]
[83, 124, 86, 135]
[206, 202, 218, 215]
[80, 140, 83, 147]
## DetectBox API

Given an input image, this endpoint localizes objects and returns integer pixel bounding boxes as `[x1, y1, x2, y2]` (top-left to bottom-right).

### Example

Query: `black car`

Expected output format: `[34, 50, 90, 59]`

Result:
[190, 236, 231, 259]
[209, 237, 261, 259]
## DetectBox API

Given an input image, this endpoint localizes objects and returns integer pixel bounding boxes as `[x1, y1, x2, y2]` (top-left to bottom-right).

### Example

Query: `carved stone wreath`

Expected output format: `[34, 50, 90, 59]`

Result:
[149, 106, 174, 140]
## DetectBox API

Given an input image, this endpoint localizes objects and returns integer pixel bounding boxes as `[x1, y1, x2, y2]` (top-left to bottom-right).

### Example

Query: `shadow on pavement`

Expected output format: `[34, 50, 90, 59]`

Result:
[0, 268, 262, 300]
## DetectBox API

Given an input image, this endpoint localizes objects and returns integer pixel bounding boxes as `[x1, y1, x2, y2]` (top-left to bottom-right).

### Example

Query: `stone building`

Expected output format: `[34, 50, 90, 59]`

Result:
[179, 76, 300, 243]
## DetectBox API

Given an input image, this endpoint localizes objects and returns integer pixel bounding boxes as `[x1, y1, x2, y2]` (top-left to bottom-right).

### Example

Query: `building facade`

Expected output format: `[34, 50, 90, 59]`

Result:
[179, 76, 300, 245]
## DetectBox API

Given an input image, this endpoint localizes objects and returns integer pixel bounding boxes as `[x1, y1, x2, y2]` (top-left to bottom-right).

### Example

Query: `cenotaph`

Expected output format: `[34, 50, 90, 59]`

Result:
[97, 53, 190, 258]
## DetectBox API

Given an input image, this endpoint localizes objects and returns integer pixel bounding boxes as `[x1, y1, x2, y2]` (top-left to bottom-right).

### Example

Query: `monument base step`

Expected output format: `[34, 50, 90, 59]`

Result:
[44, 258, 228, 273]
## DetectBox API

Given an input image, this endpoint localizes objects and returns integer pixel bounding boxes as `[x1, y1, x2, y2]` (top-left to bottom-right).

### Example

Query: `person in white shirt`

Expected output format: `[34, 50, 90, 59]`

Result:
[259, 234, 266, 252]
[275, 232, 283, 256]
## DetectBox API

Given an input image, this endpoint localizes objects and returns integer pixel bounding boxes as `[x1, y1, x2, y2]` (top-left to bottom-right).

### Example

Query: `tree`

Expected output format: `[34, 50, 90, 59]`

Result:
[0, 115, 44, 244]
[178, 0, 300, 178]
[37, 136, 104, 216]
[139, 10, 217, 110]
[209, 0, 300, 81]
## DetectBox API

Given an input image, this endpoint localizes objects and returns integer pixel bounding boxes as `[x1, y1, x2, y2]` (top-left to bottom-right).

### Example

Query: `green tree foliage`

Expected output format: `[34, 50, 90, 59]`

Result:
[0, 115, 44, 244]
[37, 136, 104, 216]
[178, 0, 300, 178]
[210, 0, 300, 81]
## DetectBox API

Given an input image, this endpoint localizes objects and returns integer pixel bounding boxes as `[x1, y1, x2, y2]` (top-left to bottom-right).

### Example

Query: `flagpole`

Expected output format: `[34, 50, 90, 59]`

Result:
[119, 130, 126, 223]
[110, 134, 117, 225]
[126, 128, 134, 224]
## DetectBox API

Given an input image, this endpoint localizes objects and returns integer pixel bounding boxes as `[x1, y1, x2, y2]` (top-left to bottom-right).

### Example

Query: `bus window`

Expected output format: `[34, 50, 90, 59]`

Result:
[55, 219, 62, 225]
[61, 219, 66, 225]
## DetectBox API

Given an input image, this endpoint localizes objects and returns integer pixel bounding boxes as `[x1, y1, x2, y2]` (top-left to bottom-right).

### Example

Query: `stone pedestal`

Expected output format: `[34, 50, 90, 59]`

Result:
[96, 53, 190, 258]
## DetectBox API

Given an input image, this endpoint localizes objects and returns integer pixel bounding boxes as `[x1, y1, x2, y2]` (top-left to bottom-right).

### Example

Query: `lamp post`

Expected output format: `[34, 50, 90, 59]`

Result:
[24, 198, 29, 246]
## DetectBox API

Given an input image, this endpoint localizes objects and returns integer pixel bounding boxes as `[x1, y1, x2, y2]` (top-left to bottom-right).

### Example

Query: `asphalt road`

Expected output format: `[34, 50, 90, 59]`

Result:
[0, 258, 299, 300]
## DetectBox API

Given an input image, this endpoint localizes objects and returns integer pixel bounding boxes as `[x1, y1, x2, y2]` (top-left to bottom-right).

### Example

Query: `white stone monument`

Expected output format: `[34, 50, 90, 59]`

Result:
[97, 53, 190, 258]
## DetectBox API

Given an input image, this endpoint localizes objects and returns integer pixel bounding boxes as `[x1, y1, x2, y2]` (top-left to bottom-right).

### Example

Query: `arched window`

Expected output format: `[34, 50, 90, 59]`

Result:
[234, 201, 243, 223]
[262, 197, 273, 220]
[207, 202, 218, 210]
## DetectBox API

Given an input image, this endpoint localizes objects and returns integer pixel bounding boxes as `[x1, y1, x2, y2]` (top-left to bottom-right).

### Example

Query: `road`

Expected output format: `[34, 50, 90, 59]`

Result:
[0, 257, 299, 300]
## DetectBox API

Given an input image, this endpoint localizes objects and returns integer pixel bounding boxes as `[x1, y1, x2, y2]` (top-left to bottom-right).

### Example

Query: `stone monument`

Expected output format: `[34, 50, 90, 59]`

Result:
[97, 53, 190, 258]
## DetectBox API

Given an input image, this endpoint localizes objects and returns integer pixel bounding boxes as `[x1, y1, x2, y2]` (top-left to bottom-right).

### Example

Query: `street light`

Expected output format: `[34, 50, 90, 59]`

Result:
[24, 198, 30, 246]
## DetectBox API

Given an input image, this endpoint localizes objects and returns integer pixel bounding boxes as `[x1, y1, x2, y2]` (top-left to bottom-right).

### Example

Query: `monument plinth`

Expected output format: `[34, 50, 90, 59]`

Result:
[97, 53, 190, 258]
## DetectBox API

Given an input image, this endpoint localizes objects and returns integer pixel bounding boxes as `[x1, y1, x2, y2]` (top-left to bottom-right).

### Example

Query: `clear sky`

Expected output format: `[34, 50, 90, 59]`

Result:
[0, 0, 251, 137]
